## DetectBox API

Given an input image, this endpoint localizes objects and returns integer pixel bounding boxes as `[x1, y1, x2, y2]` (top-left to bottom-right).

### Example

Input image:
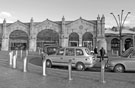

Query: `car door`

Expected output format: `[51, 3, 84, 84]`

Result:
[51, 48, 65, 66]
[64, 48, 75, 66]
[125, 51, 135, 70]
[75, 48, 85, 62]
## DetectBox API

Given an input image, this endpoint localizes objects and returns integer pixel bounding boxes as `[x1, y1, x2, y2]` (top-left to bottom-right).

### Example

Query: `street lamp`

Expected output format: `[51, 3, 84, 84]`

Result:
[110, 10, 131, 56]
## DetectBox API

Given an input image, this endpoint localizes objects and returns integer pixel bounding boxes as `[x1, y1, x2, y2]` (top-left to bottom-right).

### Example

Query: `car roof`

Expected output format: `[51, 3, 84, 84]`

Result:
[60, 46, 88, 49]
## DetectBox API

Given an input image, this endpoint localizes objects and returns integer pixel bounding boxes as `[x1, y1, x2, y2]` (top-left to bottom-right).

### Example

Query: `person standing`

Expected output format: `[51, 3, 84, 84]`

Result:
[94, 47, 98, 54]
[94, 47, 98, 60]
[100, 47, 106, 61]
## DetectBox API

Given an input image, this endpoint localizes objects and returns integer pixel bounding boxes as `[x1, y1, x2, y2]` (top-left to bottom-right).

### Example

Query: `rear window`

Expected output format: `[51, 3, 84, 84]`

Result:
[65, 48, 75, 56]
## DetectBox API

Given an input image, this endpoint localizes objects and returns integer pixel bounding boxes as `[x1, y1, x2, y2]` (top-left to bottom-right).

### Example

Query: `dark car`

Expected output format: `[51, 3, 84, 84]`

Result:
[43, 45, 60, 55]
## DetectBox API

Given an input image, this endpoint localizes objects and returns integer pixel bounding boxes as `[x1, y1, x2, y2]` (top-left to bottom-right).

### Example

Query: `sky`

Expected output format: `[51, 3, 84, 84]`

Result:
[0, 0, 135, 28]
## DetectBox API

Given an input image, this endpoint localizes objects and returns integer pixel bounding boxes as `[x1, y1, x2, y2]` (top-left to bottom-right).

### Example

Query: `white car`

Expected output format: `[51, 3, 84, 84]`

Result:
[107, 47, 135, 72]
[45, 47, 97, 71]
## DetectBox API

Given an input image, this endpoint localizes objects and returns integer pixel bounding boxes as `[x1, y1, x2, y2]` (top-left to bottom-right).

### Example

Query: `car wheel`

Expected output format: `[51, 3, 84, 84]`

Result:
[114, 64, 125, 73]
[46, 60, 52, 68]
[76, 62, 85, 71]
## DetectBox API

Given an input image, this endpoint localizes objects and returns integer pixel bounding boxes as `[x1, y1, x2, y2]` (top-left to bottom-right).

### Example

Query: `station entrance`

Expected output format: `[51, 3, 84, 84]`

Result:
[9, 30, 28, 50]
[37, 29, 59, 51]
[69, 32, 79, 47]
[82, 32, 93, 50]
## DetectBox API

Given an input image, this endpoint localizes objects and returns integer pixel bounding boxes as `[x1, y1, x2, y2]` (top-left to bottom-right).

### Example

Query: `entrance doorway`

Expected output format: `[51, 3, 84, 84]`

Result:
[69, 32, 79, 47]
[125, 38, 133, 50]
[9, 30, 28, 50]
[69, 41, 78, 47]
[83, 41, 92, 50]
[10, 40, 27, 50]
[37, 29, 59, 51]
[82, 32, 93, 50]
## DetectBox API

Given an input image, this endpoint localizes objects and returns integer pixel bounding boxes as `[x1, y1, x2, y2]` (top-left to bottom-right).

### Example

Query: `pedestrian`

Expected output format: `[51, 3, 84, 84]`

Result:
[99, 47, 106, 61]
[94, 47, 98, 54]
[94, 47, 98, 60]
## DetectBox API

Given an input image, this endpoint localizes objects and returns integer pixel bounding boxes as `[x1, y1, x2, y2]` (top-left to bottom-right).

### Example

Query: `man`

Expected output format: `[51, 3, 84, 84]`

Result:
[94, 47, 98, 60]
[94, 47, 98, 54]
[100, 47, 106, 61]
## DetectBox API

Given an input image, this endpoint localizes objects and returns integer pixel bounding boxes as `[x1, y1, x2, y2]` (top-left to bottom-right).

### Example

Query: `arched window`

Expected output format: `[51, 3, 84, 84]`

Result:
[82, 32, 93, 50]
[111, 38, 120, 55]
[9, 30, 28, 50]
[111, 38, 120, 50]
[37, 29, 59, 50]
[69, 32, 79, 47]
[125, 38, 133, 50]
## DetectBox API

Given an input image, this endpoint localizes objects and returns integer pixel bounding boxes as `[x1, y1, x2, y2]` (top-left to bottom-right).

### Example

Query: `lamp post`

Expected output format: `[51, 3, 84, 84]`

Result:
[110, 10, 131, 56]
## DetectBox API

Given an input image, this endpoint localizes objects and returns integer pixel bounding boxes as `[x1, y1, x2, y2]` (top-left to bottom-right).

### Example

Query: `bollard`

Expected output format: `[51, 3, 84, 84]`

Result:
[23, 56, 28, 72]
[9, 51, 13, 66]
[26, 50, 28, 56]
[12, 54, 17, 69]
[42, 55, 46, 76]
[68, 59, 72, 81]
[101, 60, 106, 83]
[20, 50, 22, 59]
[12, 50, 18, 69]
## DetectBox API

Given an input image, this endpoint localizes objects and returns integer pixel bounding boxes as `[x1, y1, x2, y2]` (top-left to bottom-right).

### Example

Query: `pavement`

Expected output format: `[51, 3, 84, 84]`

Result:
[0, 51, 135, 88]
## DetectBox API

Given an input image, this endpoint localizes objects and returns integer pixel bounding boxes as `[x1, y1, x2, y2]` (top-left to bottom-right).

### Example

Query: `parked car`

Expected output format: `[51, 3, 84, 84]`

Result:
[107, 47, 135, 72]
[45, 47, 97, 71]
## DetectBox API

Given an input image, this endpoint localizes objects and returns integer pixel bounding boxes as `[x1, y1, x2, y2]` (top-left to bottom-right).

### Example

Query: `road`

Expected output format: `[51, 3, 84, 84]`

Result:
[0, 51, 135, 88]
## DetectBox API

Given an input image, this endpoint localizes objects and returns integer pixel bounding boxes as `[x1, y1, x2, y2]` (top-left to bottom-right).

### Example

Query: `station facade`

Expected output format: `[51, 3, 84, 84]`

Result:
[0, 15, 106, 52]
[105, 27, 135, 56]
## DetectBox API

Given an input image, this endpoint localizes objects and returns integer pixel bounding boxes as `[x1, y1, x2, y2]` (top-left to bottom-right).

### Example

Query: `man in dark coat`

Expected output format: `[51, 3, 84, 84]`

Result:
[94, 47, 98, 54]
[100, 47, 106, 61]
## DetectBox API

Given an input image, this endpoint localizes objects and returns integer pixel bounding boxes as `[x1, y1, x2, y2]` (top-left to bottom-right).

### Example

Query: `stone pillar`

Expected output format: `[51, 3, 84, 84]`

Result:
[61, 16, 69, 47]
[29, 17, 36, 51]
[29, 38, 36, 51]
[1, 19, 9, 51]
[101, 15, 105, 37]
[97, 38, 107, 53]
[79, 38, 82, 46]
[97, 15, 101, 37]
[2, 38, 9, 51]
[61, 36, 68, 47]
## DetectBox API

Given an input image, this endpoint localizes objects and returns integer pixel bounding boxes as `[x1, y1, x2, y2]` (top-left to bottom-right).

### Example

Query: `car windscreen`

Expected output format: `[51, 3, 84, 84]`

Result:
[85, 48, 92, 55]
[122, 47, 135, 57]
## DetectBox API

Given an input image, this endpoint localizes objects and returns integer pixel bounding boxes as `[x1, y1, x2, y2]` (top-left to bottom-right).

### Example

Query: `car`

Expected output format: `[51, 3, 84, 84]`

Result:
[43, 45, 60, 55]
[106, 47, 135, 73]
[45, 47, 97, 71]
